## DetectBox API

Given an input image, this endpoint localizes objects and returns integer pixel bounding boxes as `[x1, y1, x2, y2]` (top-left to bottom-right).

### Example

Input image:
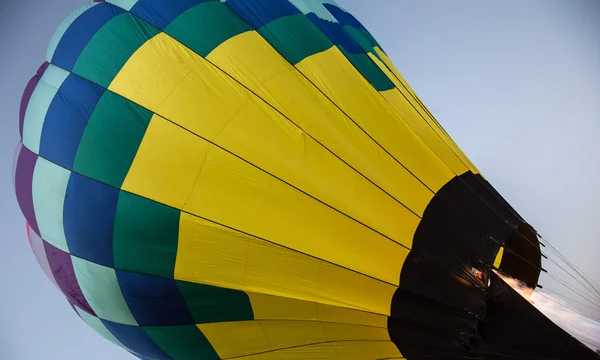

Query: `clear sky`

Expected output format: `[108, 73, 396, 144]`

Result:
[0, 1, 598, 359]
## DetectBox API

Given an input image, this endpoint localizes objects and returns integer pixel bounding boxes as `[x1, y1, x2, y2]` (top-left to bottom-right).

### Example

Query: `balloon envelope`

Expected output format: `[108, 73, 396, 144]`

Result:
[14, 1, 597, 359]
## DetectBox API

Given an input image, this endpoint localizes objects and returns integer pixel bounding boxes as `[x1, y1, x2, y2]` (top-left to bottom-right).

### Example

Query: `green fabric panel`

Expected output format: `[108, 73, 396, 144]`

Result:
[342, 49, 394, 91]
[165, 1, 251, 57]
[113, 192, 180, 279]
[72, 257, 138, 326]
[143, 325, 219, 360]
[176, 281, 254, 324]
[73, 92, 152, 188]
[73, 13, 160, 88]
[258, 13, 333, 65]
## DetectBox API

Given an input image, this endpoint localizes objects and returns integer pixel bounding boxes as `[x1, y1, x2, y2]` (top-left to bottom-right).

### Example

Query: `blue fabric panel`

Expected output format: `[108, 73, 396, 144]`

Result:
[306, 13, 362, 54]
[102, 321, 172, 360]
[323, 4, 361, 29]
[39, 75, 105, 170]
[63, 173, 119, 268]
[52, 3, 125, 70]
[115, 270, 194, 327]
[130, 0, 208, 30]
[224, 0, 300, 29]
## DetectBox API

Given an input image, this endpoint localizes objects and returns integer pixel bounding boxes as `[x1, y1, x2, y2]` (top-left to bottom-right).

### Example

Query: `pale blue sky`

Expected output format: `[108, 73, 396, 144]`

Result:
[1, 1, 598, 359]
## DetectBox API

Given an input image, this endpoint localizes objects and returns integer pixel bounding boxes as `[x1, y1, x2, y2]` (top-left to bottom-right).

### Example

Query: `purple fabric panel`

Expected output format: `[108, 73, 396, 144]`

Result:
[19, 62, 50, 139]
[27, 224, 59, 289]
[44, 241, 96, 316]
[14, 145, 39, 234]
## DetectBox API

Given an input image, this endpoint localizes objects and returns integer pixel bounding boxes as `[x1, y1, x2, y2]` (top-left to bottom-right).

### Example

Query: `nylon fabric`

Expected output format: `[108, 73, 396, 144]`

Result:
[198, 320, 392, 359]
[230, 341, 403, 360]
[296, 48, 454, 192]
[13, 1, 560, 360]
[206, 31, 432, 218]
[51, 2, 124, 70]
[247, 293, 388, 328]
[72, 257, 138, 326]
[176, 211, 400, 314]
[46, 2, 101, 62]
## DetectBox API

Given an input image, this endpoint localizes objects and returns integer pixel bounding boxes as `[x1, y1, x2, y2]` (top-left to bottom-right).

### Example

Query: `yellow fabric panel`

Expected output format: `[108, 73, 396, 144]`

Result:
[296, 47, 454, 192]
[179, 145, 409, 286]
[494, 246, 505, 268]
[247, 293, 388, 328]
[205, 31, 292, 94]
[109, 33, 249, 141]
[207, 31, 433, 217]
[235, 354, 281, 360]
[317, 303, 388, 328]
[235, 341, 403, 360]
[373, 47, 480, 175]
[319, 322, 390, 342]
[213, 95, 420, 245]
[380, 88, 468, 176]
[176, 213, 398, 314]
[122, 115, 209, 209]
[199, 321, 272, 359]
[198, 320, 391, 359]
[248, 293, 319, 321]
[111, 31, 420, 245]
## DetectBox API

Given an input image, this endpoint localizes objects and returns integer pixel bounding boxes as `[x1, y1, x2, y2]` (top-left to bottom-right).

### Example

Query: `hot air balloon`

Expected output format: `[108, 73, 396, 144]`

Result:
[13, 1, 599, 359]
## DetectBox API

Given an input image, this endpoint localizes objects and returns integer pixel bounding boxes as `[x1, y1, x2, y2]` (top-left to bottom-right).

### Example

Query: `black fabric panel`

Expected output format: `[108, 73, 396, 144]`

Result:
[387, 172, 577, 359]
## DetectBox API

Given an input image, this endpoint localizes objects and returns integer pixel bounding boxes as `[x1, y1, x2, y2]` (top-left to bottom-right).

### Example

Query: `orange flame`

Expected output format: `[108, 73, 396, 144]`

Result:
[494, 271, 535, 304]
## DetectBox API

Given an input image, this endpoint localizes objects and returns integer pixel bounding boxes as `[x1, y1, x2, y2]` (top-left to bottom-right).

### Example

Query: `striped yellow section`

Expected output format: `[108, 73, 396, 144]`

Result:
[176, 212, 400, 313]
[105, 20, 479, 360]
[206, 31, 433, 216]
[198, 320, 392, 359]
[181, 147, 408, 285]
[110, 32, 421, 248]
[295, 47, 454, 192]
